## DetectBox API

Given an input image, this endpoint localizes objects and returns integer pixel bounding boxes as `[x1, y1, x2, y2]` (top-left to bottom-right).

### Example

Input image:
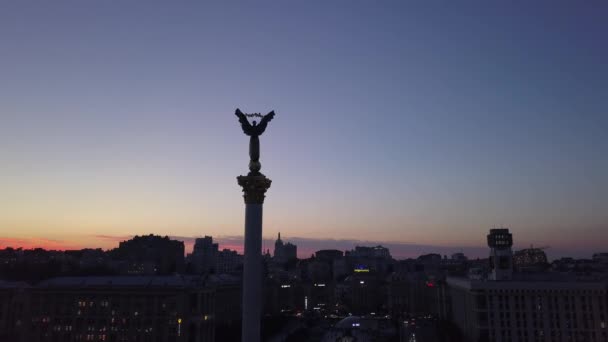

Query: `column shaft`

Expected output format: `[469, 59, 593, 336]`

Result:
[242, 203, 263, 342]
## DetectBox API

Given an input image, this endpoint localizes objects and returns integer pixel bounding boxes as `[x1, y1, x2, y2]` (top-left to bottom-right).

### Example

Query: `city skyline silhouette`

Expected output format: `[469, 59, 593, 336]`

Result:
[2, 2, 607, 341]
[1, 3, 607, 268]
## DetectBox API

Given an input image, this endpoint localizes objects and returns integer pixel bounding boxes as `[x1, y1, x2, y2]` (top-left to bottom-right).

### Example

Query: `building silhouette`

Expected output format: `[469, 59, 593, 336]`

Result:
[487, 228, 514, 281]
[112, 235, 185, 275]
[273, 233, 297, 265]
[189, 236, 218, 274]
[16, 276, 214, 342]
[216, 249, 243, 274]
[0, 280, 28, 342]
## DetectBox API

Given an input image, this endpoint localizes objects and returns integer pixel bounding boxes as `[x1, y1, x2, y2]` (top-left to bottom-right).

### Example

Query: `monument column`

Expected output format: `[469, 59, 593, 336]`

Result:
[237, 175, 271, 342]
[234, 108, 275, 342]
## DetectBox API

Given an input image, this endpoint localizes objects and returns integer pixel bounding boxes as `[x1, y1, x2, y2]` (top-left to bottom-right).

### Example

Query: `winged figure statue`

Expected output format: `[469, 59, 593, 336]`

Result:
[235, 108, 275, 175]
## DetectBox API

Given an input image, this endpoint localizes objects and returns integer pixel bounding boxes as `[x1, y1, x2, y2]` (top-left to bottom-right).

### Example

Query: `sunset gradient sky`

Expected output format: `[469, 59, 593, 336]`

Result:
[1, 2, 607, 259]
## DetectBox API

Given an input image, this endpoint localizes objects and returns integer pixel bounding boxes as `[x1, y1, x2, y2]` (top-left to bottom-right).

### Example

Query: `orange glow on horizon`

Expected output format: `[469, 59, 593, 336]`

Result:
[0, 237, 91, 251]
[0, 236, 246, 254]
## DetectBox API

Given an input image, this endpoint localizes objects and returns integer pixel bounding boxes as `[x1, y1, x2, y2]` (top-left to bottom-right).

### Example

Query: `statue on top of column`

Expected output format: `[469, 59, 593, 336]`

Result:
[235, 108, 275, 175]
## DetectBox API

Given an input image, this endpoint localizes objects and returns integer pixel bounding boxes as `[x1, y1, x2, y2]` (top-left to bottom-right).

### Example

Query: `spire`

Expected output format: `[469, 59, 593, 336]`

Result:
[275, 232, 283, 249]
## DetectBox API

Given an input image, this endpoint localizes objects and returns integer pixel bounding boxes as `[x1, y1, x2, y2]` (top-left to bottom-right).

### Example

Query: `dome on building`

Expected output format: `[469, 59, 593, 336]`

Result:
[513, 248, 548, 271]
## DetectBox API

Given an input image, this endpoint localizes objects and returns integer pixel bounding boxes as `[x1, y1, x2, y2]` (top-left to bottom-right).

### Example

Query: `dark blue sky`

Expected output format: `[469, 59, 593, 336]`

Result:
[1, 2, 606, 258]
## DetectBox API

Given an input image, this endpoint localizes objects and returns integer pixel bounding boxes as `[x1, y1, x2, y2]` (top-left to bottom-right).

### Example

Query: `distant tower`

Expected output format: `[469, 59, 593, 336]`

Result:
[274, 232, 284, 259]
[487, 228, 513, 281]
[273, 232, 297, 264]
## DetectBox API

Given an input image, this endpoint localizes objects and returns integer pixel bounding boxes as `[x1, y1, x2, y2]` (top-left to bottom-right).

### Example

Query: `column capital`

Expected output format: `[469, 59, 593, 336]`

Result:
[237, 174, 272, 204]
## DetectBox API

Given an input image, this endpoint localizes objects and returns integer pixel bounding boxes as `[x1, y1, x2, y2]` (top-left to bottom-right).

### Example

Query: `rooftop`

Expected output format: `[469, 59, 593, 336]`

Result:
[447, 276, 607, 291]
[36, 275, 205, 289]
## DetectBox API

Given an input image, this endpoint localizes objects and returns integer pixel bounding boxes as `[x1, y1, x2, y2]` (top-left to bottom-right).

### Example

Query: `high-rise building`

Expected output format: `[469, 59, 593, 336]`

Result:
[216, 249, 243, 274]
[113, 235, 185, 275]
[189, 236, 218, 274]
[487, 228, 513, 281]
[283, 243, 297, 261]
[447, 277, 608, 342]
[344, 245, 394, 276]
[274, 232, 283, 257]
[28, 276, 215, 342]
[273, 233, 297, 264]
[446, 228, 608, 342]
[313, 250, 345, 280]
[346, 246, 392, 259]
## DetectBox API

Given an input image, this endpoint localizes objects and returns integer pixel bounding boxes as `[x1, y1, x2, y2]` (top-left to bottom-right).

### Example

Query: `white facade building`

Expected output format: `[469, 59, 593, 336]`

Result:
[448, 277, 608, 342]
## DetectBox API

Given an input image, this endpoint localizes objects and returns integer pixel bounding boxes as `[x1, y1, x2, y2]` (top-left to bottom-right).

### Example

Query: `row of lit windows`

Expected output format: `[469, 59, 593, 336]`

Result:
[33, 317, 181, 326]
